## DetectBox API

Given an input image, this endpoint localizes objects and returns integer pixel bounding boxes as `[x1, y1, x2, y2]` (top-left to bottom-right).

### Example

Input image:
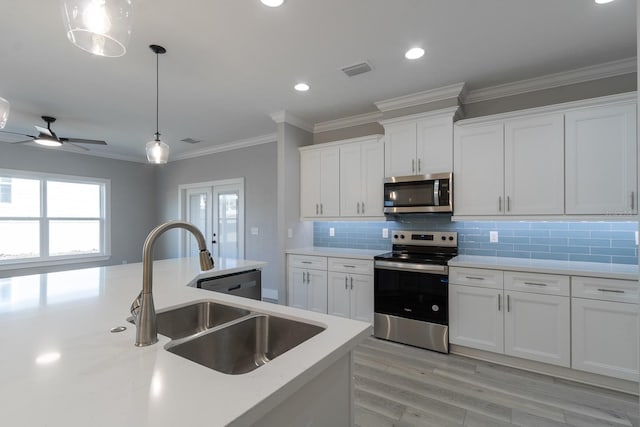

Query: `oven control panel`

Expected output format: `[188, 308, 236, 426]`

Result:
[392, 230, 457, 247]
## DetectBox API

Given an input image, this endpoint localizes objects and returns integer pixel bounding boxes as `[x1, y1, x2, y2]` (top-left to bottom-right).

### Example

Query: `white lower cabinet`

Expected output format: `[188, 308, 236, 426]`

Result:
[449, 267, 570, 368]
[288, 267, 327, 313]
[571, 277, 639, 381]
[328, 272, 374, 323]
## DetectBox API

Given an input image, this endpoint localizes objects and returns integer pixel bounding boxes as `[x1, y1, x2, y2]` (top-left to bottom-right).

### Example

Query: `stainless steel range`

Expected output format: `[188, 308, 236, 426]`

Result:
[374, 230, 458, 353]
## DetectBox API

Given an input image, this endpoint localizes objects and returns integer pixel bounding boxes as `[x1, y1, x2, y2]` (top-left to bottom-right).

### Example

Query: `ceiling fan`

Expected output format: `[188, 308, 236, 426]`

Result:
[0, 116, 107, 151]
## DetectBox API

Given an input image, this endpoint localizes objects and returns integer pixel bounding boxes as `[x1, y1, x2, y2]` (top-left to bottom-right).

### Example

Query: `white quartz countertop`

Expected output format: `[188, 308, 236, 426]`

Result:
[449, 255, 638, 281]
[286, 247, 385, 259]
[0, 257, 371, 427]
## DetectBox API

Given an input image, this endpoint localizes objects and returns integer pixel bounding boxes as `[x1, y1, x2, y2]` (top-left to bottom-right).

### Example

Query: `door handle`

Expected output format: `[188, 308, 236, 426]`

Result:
[315, 204, 319, 215]
[357, 202, 360, 214]
[631, 192, 635, 210]
[344, 276, 348, 290]
[361, 202, 365, 214]
[227, 284, 241, 292]
[507, 196, 511, 212]
[498, 196, 502, 212]
[350, 276, 353, 290]
[418, 158, 421, 173]
[412, 159, 415, 173]
[498, 294, 501, 311]
[320, 203, 323, 214]
[507, 294, 511, 312]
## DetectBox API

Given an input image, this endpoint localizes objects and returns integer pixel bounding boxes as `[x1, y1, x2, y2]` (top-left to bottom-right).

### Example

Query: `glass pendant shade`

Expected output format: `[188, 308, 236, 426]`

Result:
[61, 0, 133, 57]
[146, 137, 169, 164]
[0, 97, 9, 129]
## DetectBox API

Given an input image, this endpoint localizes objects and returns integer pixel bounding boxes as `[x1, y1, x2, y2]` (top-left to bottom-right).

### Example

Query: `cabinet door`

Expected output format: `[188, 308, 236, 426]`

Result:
[565, 103, 637, 214]
[319, 148, 340, 217]
[449, 285, 503, 353]
[504, 114, 564, 215]
[307, 269, 328, 313]
[288, 267, 309, 310]
[453, 123, 504, 215]
[572, 298, 639, 381]
[339, 143, 362, 217]
[416, 115, 453, 174]
[504, 291, 570, 367]
[327, 272, 350, 318]
[384, 122, 417, 177]
[361, 138, 385, 217]
[300, 150, 321, 218]
[350, 274, 374, 323]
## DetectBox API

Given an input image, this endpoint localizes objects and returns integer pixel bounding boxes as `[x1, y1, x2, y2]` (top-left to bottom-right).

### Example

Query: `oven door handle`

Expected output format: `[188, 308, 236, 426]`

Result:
[375, 260, 448, 274]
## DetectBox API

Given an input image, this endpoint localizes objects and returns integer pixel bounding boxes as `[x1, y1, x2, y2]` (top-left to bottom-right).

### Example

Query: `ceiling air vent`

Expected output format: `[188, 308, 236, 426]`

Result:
[341, 61, 373, 77]
[180, 137, 202, 144]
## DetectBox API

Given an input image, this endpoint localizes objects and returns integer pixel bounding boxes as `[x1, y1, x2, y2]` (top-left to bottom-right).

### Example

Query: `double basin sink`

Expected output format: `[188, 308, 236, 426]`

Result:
[133, 301, 325, 375]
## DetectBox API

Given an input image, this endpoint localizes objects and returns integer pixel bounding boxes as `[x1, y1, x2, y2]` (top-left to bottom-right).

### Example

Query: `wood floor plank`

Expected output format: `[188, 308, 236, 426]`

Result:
[354, 337, 638, 427]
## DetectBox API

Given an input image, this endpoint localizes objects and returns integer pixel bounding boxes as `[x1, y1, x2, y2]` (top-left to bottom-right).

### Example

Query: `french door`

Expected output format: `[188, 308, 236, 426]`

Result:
[180, 179, 244, 260]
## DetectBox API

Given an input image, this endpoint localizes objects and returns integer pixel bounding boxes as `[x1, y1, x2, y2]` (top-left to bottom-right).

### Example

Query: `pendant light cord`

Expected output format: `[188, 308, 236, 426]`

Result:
[155, 51, 160, 140]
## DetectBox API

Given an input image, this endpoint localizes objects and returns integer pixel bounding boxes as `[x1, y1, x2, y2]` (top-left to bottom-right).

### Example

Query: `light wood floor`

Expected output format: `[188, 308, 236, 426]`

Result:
[354, 337, 639, 427]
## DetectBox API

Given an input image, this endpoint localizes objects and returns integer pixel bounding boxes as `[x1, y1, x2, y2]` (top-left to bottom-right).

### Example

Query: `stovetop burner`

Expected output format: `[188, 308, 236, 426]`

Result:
[374, 230, 458, 265]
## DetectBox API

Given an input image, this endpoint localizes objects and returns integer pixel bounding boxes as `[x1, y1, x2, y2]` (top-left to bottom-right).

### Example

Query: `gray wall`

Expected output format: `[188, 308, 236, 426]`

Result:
[153, 142, 279, 295]
[0, 144, 157, 278]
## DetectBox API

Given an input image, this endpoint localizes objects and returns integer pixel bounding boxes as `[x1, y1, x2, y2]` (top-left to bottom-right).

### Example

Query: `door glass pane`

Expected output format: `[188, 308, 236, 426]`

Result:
[187, 192, 208, 256]
[47, 181, 101, 218]
[218, 192, 238, 259]
[49, 220, 100, 256]
[0, 220, 39, 260]
[0, 177, 40, 217]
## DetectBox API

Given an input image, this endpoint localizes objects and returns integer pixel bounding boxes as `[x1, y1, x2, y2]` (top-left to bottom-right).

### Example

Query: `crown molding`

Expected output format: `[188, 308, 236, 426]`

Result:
[378, 106, 461, 126]
[313, 111, 383, 133]
[466, 57, 637, 104]
[270, 110, 313, 133]
[170, 133, 277, 162]
[374, 82, 467, 112]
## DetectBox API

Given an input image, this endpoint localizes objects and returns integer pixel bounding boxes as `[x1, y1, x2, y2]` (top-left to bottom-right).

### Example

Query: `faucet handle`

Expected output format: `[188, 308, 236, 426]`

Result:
[130, 291, 143, 323]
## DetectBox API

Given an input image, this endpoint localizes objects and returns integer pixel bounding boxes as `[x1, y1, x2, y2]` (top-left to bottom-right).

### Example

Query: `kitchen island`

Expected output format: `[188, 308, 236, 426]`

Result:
[0, 257, 371, 426]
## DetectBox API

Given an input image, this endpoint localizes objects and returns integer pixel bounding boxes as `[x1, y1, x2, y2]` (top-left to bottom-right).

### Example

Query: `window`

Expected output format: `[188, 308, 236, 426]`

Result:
[0, 169, 110, 269]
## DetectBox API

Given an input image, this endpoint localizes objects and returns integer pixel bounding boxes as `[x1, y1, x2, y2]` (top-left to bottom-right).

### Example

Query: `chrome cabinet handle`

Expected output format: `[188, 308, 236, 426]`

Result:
[320, 203, 323, 215]
[418, 158, 421, 173]
[357, 202, 360, 214]
[301, 261, 312, 264]
[362, 202, 365, 214]
[350, 276, 354, 290]
[524, 282, 547, 287]
[507, 294, 511, 312]
[631, 192, 635, 210]
[343, 265, 356, 268]
[498, 196, 502, 212]
[507, 196, 510, 212]
[344, 276, 348, 289]
[466, 276, 485, 280]
[315, 204, 319, 215]
[412, 159, 415, 173]
[598, 288, 625, 294]
[306, 271, 310, 283]
[498, 293, 501, 312]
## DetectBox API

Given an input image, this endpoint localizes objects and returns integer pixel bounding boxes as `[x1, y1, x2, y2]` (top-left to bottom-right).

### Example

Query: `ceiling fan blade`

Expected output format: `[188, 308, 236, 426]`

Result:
[0, 130, 36, 138]
[60, 137, 107, 145]
[35, 125, 54, 137]
[65, 142, 90, 151]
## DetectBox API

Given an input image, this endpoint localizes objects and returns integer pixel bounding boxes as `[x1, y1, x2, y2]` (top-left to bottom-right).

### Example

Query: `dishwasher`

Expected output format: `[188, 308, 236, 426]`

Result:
[196, 269, 262, 300]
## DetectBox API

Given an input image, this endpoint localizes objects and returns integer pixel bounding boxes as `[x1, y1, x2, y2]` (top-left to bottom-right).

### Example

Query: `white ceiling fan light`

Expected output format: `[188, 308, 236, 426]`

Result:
[405, 47, 425, 60]
[260, 0, 285, 7]
[145, 45, 170, 165]
[294, 83, 310, 92]
[61, 0, 133, 57]
[0, 97, 9, 129]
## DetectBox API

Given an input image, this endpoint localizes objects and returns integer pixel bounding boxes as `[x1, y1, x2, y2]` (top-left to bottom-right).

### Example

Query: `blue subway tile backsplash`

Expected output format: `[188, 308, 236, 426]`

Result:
[312, 216, 638, 265]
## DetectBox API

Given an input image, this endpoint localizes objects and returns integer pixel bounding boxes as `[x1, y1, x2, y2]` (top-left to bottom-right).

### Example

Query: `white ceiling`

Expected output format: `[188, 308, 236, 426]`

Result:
[0, 0, 636, 162]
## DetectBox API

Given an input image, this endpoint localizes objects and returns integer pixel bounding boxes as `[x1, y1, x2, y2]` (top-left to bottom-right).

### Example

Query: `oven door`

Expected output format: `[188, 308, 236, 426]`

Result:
[374, 260, 448, 325]
[383, 173, 452, 214]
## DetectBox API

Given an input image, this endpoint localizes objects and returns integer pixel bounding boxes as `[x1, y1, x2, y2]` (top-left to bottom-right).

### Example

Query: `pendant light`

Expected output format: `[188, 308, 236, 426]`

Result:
[0, 97, 9, 129]
[61, 0, 133, 57]
[145, 44, 170, 164]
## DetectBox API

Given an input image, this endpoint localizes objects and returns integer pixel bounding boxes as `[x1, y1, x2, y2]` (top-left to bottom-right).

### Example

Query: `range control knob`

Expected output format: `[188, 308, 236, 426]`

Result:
[393, 234, 399, 239]
[400, 234, 405, 239]
[441, 236, 446, 240]
[449, 236, 454, 241]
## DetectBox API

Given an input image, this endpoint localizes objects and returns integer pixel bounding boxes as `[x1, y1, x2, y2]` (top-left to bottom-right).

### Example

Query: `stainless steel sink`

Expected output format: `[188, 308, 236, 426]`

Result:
[128, 301, 251, 340]
[165, 314, 325, 374]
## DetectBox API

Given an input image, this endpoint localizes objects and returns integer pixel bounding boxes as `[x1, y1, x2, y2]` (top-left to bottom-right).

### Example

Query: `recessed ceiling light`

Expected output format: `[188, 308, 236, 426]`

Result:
[294, 83, 310, 92]
[595, 0, 615, 3]
[405, 47, 425, 60]
[261, 0, 285, 7]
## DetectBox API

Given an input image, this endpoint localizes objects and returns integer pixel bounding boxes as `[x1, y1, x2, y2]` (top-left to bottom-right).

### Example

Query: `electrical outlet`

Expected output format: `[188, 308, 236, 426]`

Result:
[287, 228, 293, 238]
[329, 227, 335, 237]
[489, 231, 499, 243]
[382, 228, 389, 238]
[251, 227, 259, 235]
[635, 231, 638, 246]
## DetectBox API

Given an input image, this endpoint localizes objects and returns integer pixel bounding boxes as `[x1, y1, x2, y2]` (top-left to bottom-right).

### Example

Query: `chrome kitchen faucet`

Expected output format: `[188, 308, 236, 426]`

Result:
[130, 220, 214, 347]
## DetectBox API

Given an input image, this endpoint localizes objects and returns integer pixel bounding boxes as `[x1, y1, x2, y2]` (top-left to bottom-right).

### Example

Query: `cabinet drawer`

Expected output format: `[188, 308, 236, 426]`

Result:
[572, 276, 639, 303]
[288, 255, 327, 270]
[328, 257, 373, 275]
[449, 267, 503, 289]
[504, 271, 569, 297]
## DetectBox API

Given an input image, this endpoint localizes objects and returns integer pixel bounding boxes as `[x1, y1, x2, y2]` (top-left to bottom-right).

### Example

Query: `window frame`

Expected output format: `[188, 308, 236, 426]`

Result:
[0, 168, 111, 270]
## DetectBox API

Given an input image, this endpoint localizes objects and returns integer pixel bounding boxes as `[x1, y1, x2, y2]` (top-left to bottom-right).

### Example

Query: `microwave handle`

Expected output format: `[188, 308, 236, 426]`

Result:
[433, 179, 440, 206]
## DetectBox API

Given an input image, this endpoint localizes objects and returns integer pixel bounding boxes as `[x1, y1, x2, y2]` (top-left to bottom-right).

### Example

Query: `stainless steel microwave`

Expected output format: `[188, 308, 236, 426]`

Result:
[383, 172, 453, 214]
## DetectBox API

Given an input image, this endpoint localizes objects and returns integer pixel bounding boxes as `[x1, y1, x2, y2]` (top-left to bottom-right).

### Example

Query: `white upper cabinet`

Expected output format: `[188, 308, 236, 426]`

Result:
[504, 114, 564, 215]
[300, 146, 340, 218]
[382, 109, 457, 177]
[565, 102, 637, 215]
[340, 137, 384, 217]
[453, 122, 504, 215]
